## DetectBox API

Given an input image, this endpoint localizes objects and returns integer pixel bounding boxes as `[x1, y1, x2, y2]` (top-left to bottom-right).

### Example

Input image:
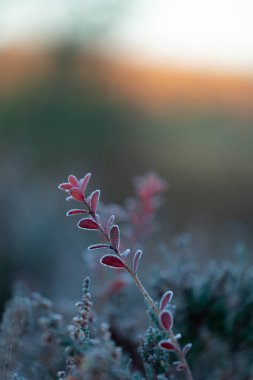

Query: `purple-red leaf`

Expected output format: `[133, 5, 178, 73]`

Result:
[159, 290, 173, 311]
[59, 183, 73, 191]
[90, 190, 100, 213]
[80, 173, 91, 193]
[133, 250, 142, 274]
[69, 188, 84, 202]
[160, 310, 173, 331]
[100, 255, 125, 269]
[66, 209, 89, 216]
[88, 244, 111, 250]
[182, 343, 192, 356]
[159, 340, 176, 351]
[68, 175, 79, 186]
[110, 225, 120, 250]
[78, 218, 99, 230]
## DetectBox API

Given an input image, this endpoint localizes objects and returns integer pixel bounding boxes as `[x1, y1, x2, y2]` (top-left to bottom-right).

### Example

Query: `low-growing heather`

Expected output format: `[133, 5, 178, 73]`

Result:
[1, 171, 253, 380]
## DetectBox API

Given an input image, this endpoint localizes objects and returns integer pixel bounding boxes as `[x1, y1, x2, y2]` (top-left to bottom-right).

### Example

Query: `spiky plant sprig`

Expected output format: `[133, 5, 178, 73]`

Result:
[57, 276, 93, 379]
[59, 173, 194, 380]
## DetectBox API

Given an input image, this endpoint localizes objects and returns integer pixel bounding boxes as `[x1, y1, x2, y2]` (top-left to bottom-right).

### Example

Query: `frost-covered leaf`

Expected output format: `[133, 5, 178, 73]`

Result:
[66, 209, 89, 216]
[100, 254, 125, 269]
[110, 225, 120, 250]
[88, 244, 111, 250]
[159, 339, 176, 351]
[69, 187, 84, 202]
[90, 190, 100, 213]
[182, 343, 192, 355]
[133, 250, 142, 274]
[159, 290, 173, 311]
[160, 310, 173, 331]
[68, 175, 79, 186]
[58, 182, 73, 191]
[78, 218, 99, 230]
[80, 172, 91, 194]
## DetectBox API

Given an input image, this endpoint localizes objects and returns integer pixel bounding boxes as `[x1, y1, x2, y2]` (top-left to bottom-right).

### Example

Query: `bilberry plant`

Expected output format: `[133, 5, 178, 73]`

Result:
[59, 172, 194, 380]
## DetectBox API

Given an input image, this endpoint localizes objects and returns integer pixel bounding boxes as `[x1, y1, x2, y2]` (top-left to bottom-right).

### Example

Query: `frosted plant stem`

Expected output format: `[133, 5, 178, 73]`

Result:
[128, 269, 194, 380]
[91, 211, 194, 380]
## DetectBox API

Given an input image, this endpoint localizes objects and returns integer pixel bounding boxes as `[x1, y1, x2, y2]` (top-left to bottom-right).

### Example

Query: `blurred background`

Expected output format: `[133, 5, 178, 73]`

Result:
[1, 0, 253, 311]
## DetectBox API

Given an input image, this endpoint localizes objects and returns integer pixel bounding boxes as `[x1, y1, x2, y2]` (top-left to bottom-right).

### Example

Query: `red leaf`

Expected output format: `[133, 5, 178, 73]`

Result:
[133, 250, 142, 274]
[69, 188, 84, 202]
[160, 310, 173, 331]
[66, 209, 89, 216]
[159, 340, 175, 351]
[110, 225, 120, 250]
[100, 255, 125, 269]
[88, 244, 111, 250]
[68, 175, 79, 186]
[90, 190, 100, 213]
[59, 183, 73, 191]
[159, 290, 173, 311]
[80, 173, 91, 193]
[78, 218, 99, 230]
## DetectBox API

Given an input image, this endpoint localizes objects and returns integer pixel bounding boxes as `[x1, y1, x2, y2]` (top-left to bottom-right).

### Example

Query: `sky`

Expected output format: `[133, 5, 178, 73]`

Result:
[0, 0, 253, 73]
